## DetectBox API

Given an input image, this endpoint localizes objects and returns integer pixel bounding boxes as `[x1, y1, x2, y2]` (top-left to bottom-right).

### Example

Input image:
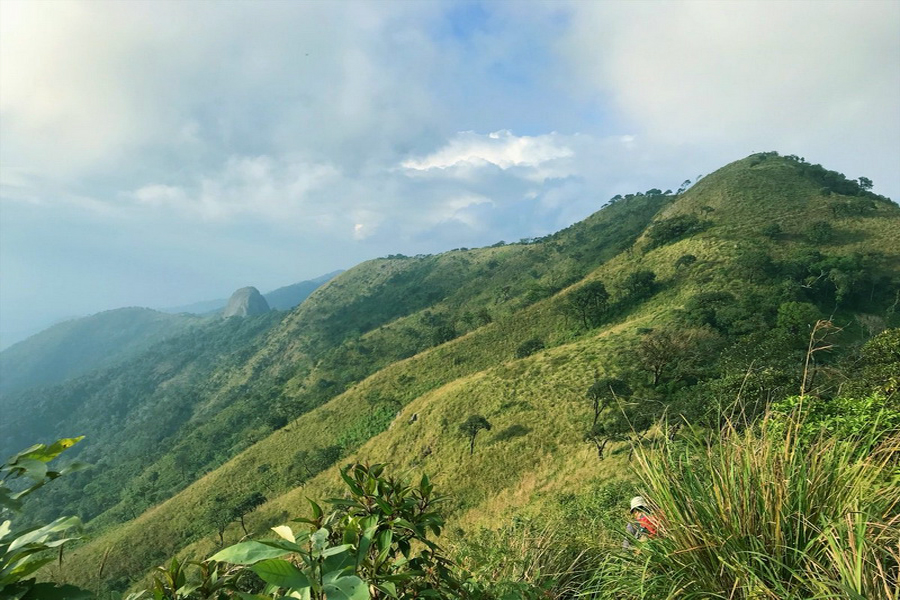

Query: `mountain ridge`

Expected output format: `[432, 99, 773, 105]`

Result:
[16, 152, 898, 594]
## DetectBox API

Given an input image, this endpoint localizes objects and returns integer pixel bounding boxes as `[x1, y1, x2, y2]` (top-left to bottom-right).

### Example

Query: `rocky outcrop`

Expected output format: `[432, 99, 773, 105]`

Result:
[223, 287, 270, 318]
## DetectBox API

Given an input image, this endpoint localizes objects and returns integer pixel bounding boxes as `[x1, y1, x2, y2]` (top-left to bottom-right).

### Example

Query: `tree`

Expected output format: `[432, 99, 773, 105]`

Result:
[620, 270, 657, 303]
[459, 415, 492, 455]
[290, 445, 343, 484]
[207, 495, 234, 545]
[806, 221, 834, 244]
[735, 248, 776, 282]
[562, 280, 610, 328]
[776, 301, 820, 337]
[646, 215, 707, 248]
[681, 291, 737, 331]
[585, 401, 653, 460]
[233, 491, 267, 536]
[633, 327, 720, 386]
[431, 324, 457, 346]
[586, 378, 632, 425]
[858, 176, 873, 191]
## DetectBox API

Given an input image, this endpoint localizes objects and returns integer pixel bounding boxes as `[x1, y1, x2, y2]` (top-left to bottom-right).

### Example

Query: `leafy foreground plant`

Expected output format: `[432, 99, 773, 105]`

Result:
[585, 414, 900, 599]
[200, 463, 479, 599]
[1, 437, 91, 599]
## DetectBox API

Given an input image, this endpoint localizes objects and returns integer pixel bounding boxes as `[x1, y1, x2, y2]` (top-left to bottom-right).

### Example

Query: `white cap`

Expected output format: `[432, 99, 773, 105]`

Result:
[630, 496, 648, 512]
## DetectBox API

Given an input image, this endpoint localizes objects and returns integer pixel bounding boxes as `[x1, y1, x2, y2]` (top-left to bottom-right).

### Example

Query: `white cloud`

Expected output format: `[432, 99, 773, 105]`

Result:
[129, 156, 339, 222]
[561, 0, 900, 198]
[402, 130, 575, 176]
[0, 0, 443, 184]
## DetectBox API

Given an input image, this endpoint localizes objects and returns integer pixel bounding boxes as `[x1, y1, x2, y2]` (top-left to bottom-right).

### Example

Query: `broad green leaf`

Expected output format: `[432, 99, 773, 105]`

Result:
[177, 583, 199, 597]
[11, 458, 48, 483]
[25, 438, 85, 463]
[57, 462, 90, 477]
[251, 559, 310, 589]
[322, 548, 355, 584]
[374, 582, 397, 598]
[321, 544, 352, 558]
[377, 528, 393, 549]
[310, 528, 328, 554]
[5, 438, 84, 470]
[339, 469, 365, 496]
[5, 555, 56, 581]
[258, 538, 307, 554]
[7, 516, 81, 554]
[355, 518, 377, 564]
[210, 541, 291, 564]
[308, 499, 323, 520]
[287, 588, 311, 600]
[19, 582, 91, 600]
[373, 496, 393, 515]
[271, 525, 295, 543]
[3, 444, 42, 466]
[323, 575, 368, 600]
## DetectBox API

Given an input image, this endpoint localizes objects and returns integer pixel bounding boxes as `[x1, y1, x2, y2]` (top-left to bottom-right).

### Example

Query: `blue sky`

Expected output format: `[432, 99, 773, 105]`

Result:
[1, 0, 898, 348]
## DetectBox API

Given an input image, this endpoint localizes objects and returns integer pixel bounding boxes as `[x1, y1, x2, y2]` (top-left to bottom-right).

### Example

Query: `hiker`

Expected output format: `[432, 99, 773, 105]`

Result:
[623, 495, 659, 549]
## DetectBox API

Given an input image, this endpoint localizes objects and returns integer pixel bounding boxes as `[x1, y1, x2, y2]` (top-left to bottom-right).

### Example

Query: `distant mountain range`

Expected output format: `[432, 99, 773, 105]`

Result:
[160, 271, 343, 314]
[0, 270, 341, 394]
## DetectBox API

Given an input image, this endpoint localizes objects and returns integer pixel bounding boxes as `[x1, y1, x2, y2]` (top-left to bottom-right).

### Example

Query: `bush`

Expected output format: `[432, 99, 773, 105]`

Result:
[806, 220, 835, 244]
[761, 223, 782, 239]
[516, 338, 545, 359]
[674, 254, 697, 268]
[646, 215, 709, 249]
[201, 464, 473, 599]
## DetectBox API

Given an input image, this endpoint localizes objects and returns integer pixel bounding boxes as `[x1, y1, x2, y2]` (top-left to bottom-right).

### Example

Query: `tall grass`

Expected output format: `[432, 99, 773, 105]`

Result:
[584, 415, 899, 599]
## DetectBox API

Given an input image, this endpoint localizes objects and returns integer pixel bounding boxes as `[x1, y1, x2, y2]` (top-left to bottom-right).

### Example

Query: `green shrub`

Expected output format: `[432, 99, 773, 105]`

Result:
[515, 338, 545, 359]
[761, 223, 782, 239]
[646, 215, 709, 249]
[806, 220, 835, 244]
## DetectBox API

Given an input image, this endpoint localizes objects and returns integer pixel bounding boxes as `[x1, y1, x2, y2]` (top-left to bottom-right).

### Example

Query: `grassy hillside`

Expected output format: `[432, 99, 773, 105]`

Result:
[24, 153, 900, 594]
[0, 187, 670, 541]
[0, 307, 202, 394]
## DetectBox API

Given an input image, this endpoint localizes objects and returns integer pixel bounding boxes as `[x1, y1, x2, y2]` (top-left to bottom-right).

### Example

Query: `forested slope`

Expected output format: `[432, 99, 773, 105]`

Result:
[0, 307, 202, 394]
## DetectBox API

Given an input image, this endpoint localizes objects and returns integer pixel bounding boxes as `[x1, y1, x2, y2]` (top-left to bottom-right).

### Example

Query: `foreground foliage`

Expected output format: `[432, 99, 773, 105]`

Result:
[132, 463, 474, 599]
[0, 438, 90, 599]
[585, 415, 899, 600]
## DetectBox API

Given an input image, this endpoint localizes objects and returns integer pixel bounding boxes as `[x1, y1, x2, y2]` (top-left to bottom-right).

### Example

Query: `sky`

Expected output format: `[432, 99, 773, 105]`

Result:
[1, 0, 898, 348]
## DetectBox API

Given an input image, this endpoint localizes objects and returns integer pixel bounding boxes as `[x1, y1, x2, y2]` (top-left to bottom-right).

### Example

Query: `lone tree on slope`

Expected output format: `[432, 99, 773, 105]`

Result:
[459, 415, 492, 455]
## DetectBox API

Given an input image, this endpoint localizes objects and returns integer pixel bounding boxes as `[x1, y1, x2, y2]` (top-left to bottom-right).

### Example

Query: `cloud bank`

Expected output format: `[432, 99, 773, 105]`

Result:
[1, 0, 897, 346]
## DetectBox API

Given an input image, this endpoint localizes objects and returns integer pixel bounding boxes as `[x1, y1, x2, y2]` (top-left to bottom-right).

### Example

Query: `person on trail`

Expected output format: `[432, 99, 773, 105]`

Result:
[623, 495, 659, 549]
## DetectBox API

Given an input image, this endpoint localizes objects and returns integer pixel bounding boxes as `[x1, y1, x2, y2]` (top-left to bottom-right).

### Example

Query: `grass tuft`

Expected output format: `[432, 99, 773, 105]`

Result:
[584, 414, 899, 599]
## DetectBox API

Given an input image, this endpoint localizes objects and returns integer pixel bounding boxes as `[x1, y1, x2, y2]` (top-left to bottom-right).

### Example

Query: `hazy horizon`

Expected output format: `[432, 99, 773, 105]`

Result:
[2, 0, 898, 349]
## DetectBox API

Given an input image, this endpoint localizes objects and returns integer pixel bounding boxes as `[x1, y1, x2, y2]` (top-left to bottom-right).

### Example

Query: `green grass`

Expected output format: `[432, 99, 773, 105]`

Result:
[584, 414, 900, 599]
